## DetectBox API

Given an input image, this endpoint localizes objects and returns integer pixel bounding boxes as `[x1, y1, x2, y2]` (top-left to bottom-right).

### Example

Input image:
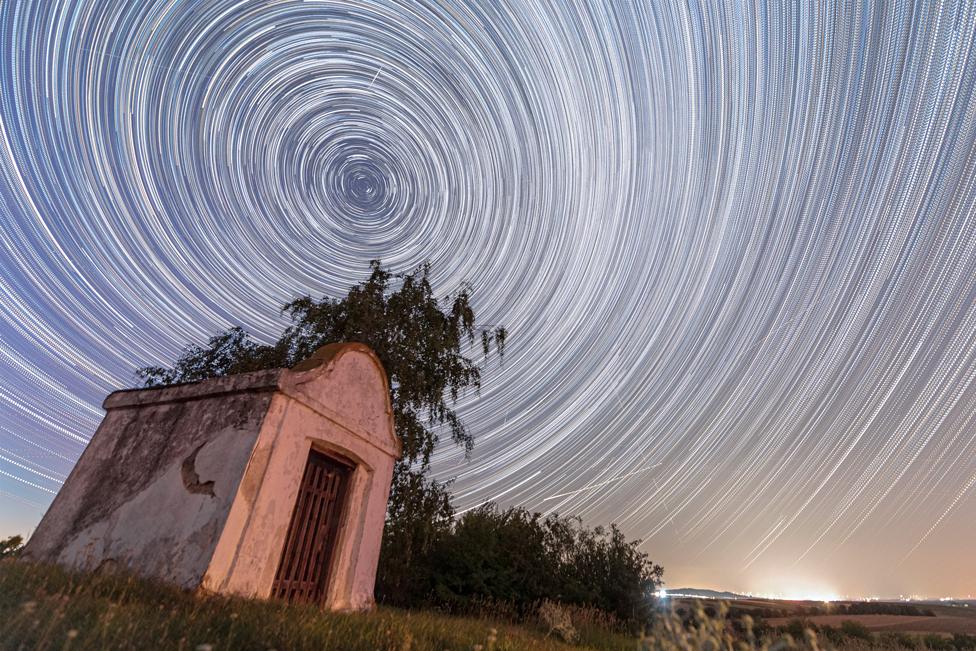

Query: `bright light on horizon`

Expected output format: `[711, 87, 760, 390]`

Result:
[780, 590, 841, 603]
[747, 574, 843, 602]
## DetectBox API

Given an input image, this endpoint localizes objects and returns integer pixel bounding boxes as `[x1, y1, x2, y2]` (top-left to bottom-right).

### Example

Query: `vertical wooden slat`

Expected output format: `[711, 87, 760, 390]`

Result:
[285, 464, 315, 594]
[316, 469, 346, 598]
[272, 450, 351, 604]
[289, 463, 321, 597]
[298, 465, 328, 591]
[277, 461, 316, 597]
[294, 464, 324, 594]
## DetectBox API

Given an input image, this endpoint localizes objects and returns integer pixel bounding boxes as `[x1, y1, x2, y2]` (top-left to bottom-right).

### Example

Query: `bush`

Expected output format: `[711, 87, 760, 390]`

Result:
[782, 618, 818, 640]
[839, 620, 872, 641]
[377, 500, 663, 627]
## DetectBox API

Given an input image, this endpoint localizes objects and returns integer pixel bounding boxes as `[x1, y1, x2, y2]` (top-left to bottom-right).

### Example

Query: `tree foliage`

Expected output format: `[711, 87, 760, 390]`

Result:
[376, 472, 455, 604]
[138, 260, 506, 470]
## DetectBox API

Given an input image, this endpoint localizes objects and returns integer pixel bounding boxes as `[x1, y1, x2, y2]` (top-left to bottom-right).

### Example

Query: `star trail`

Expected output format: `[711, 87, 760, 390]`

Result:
[2, 1, 976, 596]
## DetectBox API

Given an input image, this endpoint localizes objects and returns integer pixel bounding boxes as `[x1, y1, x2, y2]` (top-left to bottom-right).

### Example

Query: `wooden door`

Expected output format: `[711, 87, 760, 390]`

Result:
[271, 449, 351, 603]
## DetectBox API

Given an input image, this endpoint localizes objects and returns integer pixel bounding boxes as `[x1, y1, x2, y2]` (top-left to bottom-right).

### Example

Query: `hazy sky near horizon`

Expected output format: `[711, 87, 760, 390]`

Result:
[2, 1, 975, 597]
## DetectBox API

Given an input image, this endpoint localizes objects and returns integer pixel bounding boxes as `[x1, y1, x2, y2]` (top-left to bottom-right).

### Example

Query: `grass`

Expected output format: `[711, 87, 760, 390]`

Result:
[0, 560, 635, 651]
[8, 560, 972, 651]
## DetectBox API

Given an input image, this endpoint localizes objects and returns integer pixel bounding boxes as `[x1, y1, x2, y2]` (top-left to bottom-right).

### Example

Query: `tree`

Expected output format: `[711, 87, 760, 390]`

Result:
[375, 472, 454, 605]
[139, 260, 507, 472]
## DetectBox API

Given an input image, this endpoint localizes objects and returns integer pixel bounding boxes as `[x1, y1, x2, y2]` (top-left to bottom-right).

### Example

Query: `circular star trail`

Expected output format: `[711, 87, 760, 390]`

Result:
[2, 1, 976, 596]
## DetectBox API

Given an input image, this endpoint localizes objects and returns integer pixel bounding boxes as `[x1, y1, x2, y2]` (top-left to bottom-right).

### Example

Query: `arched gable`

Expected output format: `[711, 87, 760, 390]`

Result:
[280, 343, 400, 459]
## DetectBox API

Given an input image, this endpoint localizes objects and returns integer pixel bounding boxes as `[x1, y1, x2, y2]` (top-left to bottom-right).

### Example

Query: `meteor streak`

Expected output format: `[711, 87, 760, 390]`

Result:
[542, 465, 661, 502]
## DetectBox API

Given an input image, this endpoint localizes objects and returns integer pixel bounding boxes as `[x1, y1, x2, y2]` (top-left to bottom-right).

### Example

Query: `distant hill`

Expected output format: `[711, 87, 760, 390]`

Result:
[665, 588, 748, 600]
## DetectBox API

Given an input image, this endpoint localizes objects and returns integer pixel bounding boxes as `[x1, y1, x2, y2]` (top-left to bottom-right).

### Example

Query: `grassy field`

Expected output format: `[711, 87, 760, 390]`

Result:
[708, 596, 976, 646]
[8, 560, 976, 650]
[711, 597, 976, 636]
[765, 614, 976, 635]
[0, 560, 636, 651]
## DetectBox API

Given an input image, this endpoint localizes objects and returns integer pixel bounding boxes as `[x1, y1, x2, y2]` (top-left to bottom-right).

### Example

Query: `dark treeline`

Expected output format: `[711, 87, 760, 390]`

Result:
[834, 602, 937, 617]
[745, 601, 936, 620]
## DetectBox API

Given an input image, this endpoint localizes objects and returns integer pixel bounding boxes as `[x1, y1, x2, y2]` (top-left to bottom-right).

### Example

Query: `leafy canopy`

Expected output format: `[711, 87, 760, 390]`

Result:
[139, 260, 506, 469]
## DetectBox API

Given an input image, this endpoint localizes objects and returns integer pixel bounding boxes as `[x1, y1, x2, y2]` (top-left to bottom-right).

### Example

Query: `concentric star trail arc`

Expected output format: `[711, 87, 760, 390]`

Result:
[2, 0, 976, 596]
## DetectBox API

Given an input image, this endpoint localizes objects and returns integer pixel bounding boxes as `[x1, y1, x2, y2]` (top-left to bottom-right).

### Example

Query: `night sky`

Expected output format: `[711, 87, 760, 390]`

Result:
[2, 1, 975, 598]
